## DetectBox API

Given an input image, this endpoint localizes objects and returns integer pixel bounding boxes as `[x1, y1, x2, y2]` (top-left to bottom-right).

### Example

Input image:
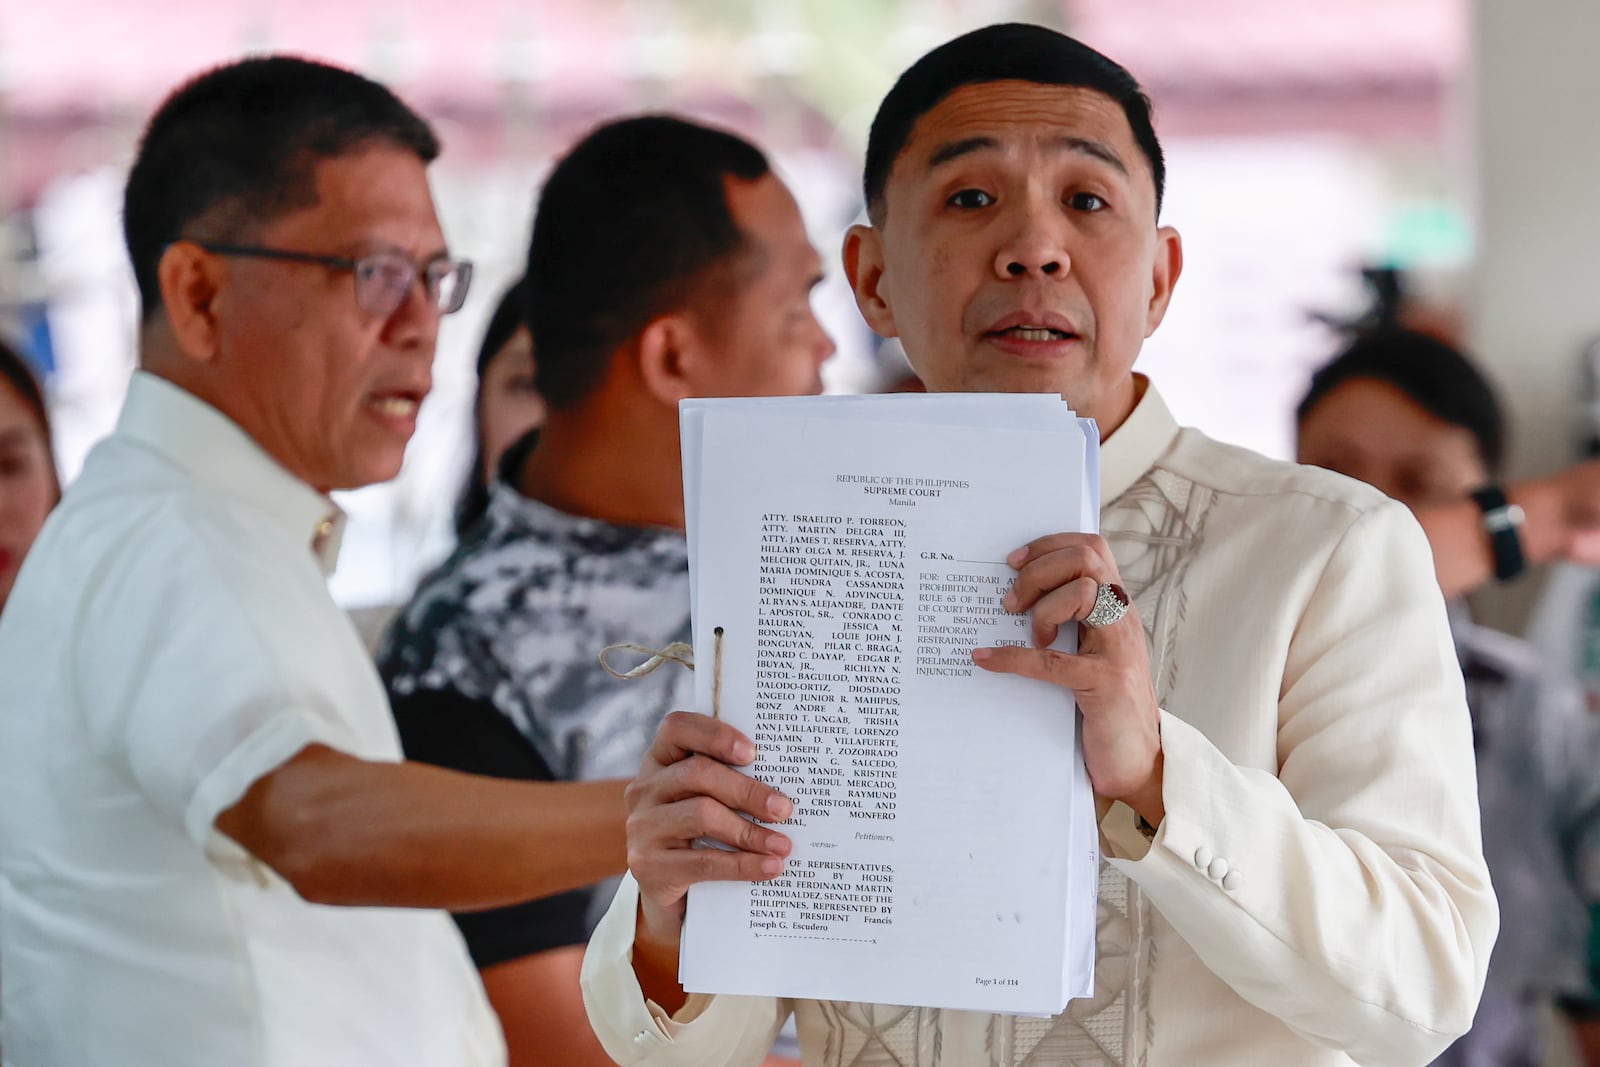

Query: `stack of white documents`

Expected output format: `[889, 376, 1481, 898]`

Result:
[678, 393, 1102, 1016]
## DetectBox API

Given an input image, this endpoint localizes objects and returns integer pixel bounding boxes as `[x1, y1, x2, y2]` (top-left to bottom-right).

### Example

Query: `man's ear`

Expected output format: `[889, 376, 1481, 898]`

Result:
[843, 224, 899, 339]
[635, 313, 700, 407]
[1144, 226, 1183, 338]
[157, 242, 225, 363]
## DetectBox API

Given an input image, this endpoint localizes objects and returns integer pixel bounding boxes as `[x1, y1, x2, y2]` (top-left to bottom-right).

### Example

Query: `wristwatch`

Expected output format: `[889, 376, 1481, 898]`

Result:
[1469, 486, 1527, 582]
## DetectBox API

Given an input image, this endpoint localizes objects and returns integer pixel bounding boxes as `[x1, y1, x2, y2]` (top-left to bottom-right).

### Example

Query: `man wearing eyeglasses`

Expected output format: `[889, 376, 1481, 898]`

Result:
[0, 56, 622, 1067]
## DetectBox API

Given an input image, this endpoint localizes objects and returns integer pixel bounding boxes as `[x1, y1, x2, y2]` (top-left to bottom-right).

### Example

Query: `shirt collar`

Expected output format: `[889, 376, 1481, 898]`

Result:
[1100, 374, 1182, 505]
[116, 371, 346, 574]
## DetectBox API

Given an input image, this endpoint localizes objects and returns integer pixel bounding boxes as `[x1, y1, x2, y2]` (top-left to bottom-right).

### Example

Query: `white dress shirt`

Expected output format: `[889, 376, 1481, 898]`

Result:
[580, 379, 1499, 1067]
[0, 372, 504, 1066]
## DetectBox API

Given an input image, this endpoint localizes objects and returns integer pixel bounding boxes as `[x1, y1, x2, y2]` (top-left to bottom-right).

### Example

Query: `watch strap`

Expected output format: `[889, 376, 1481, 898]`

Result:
[1469, 485, 1527, 582]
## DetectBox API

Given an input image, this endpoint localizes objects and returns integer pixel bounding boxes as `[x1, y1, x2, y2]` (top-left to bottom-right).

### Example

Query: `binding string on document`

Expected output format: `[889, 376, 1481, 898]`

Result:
[598, 626, 725, 720]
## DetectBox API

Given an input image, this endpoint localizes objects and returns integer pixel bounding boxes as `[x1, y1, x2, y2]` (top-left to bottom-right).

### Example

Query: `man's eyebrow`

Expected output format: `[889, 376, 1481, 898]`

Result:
[0, 427, 37, 449]
[1056, 136, 1128, 177]
[925, 134, 1129, 177]
[354, 238, 451, 263]
[926, 137, 997, 172]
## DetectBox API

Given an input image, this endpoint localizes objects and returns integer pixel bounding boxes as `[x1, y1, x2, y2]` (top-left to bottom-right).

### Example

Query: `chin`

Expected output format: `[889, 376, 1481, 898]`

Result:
[964, 370, 1074, 398]
[327, 454, 407, 493]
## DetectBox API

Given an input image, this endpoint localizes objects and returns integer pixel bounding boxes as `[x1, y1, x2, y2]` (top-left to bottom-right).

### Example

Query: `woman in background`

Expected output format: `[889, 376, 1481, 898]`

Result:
[0, 339, 59, 616]
[454, 279, 545, 537]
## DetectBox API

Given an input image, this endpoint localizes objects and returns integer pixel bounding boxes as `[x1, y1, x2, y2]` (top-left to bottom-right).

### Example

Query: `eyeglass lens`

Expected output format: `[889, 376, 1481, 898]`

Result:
[354, 254, 472, 316]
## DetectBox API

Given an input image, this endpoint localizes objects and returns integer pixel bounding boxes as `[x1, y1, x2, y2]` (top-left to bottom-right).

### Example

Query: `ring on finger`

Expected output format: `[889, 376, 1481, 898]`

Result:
[1083, 581, 1131, 629]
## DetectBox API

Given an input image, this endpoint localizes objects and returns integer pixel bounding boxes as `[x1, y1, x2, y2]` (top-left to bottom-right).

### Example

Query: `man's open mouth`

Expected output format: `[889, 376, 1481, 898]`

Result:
[990, 326, 1076, 342]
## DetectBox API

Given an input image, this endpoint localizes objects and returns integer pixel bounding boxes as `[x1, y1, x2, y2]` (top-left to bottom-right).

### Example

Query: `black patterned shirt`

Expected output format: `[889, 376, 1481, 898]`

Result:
[379, 479, 692, 963]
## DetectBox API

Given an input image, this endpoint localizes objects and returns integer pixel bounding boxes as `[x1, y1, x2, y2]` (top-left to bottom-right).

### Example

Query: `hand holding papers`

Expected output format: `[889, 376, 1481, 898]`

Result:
[672, 393, 1103, 1016]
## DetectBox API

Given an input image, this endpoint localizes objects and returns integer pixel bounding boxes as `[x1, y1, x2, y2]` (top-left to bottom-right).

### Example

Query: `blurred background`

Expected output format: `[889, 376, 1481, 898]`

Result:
[0, 0, 1588, 624]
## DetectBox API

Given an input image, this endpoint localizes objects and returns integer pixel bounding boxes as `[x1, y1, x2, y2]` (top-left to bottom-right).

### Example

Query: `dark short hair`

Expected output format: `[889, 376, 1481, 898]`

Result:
[525, 114, 770, 410]
[864, 23, 1165, 225]
[1297, 328, 1506, 474]
[0, 339, 60, 502]
[455, 279, 531, 536]
[124, 55, 440, 320]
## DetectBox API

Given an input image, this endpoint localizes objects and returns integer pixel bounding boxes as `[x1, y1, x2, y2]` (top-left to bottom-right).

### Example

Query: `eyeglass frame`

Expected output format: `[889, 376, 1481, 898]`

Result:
[184, 241, 474, 317]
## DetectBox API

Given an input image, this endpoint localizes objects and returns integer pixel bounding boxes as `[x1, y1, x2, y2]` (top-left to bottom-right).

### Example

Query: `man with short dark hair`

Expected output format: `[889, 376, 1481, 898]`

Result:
[0, 56, 626, 1066]
[1298, 327, 1600, 1067]
[581, 25, 1497, 1067]
[380, 114, 831, 1066]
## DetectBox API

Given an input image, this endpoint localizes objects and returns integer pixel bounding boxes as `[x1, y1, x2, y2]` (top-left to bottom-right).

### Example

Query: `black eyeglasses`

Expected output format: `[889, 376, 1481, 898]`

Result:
[193, 242, 474, 317]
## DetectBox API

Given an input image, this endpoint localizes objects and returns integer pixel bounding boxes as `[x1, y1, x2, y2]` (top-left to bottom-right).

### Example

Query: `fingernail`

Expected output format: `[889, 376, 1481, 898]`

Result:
[762, 856, 785, 876]
[972, 647, 993, 663]
[1001, 591, 1018, 612]
[768, 794, 794, 820]
[732, 739, 756, 764]
[1007, 547, 1027, 567]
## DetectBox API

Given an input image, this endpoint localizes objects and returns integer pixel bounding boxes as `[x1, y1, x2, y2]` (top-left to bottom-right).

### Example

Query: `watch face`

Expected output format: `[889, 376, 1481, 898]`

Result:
[1483, 504, 1526, 535]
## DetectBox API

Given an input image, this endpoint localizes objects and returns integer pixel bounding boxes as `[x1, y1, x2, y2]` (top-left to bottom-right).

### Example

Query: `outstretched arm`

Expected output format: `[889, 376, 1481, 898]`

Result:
[216, 744, 627, 909]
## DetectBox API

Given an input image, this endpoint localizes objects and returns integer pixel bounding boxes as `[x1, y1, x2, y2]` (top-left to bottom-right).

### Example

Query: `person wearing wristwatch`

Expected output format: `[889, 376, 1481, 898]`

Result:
[1413, 448, 1600, 599]
[1297, 325, 1600, 1067]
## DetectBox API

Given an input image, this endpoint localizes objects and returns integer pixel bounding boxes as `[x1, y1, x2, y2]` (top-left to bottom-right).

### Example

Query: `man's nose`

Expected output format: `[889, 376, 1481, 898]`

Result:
[993, 203, 1071, 279]
[382, 280, 442, 350]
